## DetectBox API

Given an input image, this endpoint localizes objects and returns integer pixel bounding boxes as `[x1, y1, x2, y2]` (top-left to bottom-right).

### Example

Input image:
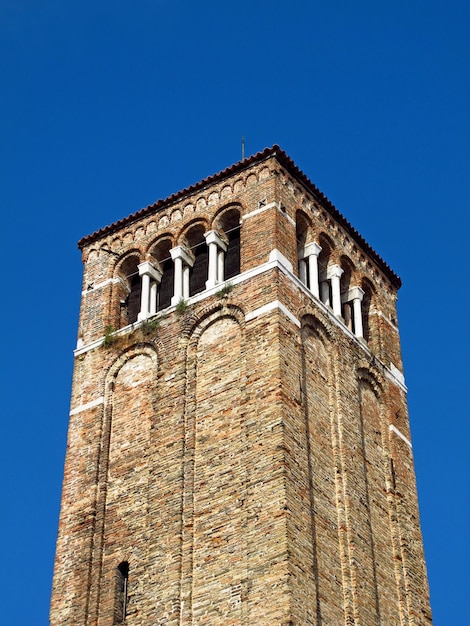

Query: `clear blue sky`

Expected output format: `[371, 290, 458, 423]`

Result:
[1, 2, 468, 624]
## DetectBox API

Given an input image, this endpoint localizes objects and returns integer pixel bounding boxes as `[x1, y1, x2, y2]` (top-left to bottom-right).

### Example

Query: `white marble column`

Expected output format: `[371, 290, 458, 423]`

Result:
[327, 264, 344, 317]
[138, 261, 162, 321]
[183, 264, 191, 299]
[299, 257, 308, 285]
[304, 242, 322, 298]
[204, 230, 227, 289]
[350, 286, 365, 338]
[341, 286, 365, 338]
[150, 281, 158, 315]
[217, 248, 225, 283]
[170, 246, 194, 306]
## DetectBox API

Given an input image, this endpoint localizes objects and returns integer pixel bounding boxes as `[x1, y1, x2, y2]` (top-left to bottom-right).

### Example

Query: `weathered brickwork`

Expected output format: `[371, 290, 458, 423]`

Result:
[51, 146, 432, 625]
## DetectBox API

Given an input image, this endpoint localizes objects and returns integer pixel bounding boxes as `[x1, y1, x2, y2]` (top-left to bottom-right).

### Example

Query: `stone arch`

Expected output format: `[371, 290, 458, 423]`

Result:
[181, 302, 245, 344]
[317, 232, 335, 305]
[177, 218, 209, 243]
[299, 313, 343, 623]
[361, 277, 377, 346]
[357, 364, 384, 399]
[114, 252, 142, 327]
[340, 255, 356, 330]
[340, 255, 355, 292]
[355, 362, 399, 623]
[89, 346, 159, 624]
[181, 221, 209, 297]
[180, 310, 247, 623]
[301, 312, 333, 344]
[296, 209, 312, 248]
[149, 235, 175, 312]
[296, 213, 321, 292]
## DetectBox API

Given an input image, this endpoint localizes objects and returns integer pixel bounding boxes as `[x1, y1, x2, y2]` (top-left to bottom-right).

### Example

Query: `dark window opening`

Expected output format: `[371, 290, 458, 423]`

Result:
[362, 288, 372, 343]
[189, 242, 208, 296]
[225, 225, 240, 280]
[342, 301, 355, 333]
[157, 257, 174, 311]
[295, 210, 309, 283]
[127, 275, 141, 324]
[218, 209, 241, 281]
[114, 561, 129, 624]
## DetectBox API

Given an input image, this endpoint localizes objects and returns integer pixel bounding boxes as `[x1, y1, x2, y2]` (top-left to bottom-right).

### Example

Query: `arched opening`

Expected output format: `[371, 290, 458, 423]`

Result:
[317, 234, 334, 306]
[185, 224, 208, 296]
[296, 210, 310, 285]
[217, 208, 241, 280]
[340, 256, 355, 331]
[116, 255, 141, 326]
[151, 237, 174, 311]
[361, 278, 375, 344]
[114, 561, 129, 624]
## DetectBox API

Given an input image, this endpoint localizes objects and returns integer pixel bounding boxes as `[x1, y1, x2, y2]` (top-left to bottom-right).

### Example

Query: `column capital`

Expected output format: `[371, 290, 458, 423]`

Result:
[204, 230, 228, 252]
[341, 286, 365, 303]
[327, 264, 344, 280]
[138, 261, 162, 282]
[170, 245, 194, 267]
[349, 286, 365, 301]
[303, 241, 322, 258]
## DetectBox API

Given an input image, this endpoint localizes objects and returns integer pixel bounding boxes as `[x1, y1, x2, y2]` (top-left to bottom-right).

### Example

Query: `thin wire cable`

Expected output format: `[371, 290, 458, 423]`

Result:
[118, 224, 241, 282]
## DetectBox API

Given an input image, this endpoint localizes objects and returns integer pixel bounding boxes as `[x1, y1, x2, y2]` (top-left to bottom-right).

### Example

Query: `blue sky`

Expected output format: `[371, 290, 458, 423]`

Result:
[1, 2, 468, 624]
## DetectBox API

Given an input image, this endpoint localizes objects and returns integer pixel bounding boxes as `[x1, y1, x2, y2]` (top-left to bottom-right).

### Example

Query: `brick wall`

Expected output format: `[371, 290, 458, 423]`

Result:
[51, 151, 432, 625]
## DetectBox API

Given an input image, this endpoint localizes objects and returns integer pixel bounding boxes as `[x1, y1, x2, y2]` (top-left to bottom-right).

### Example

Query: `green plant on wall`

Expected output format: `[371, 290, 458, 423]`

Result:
[216, 282, 234, 298]
[141, 317, 161, 335]
[175, 299, 190, 315]
[103, 325, 117, 348]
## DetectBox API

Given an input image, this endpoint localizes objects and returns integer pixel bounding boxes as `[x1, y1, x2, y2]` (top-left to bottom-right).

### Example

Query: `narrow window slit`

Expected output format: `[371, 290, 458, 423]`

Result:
[114, 561, 129, 624]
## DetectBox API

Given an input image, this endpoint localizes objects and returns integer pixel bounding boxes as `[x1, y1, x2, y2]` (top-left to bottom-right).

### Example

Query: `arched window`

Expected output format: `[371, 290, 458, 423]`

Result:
[151, 238, 174, 312]
[114, 561, 129, 624]
[361, 278, 375, 344]
[217, 208, 241, 280]
[340, 256, 354, 331]
[296, 210, 309, 285]
[317, 235, 334, 306]
[116, 256, 141, 326]
[186, 224, 208, 296]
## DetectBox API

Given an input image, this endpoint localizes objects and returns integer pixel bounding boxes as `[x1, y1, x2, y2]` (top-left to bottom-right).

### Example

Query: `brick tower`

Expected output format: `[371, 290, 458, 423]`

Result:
[50, 146, 432, 625]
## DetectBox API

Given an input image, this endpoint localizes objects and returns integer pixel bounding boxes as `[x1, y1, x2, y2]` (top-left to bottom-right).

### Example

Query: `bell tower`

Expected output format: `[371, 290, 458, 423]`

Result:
[50, 146, 432, 625]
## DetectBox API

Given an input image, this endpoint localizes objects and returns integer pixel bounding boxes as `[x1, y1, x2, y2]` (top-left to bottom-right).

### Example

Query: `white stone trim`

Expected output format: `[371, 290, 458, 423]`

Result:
[280, 208, 296, 227]
[389, 424, 412, 449]
[70, 396, 104, 416]
[75, 256, 409, 394]
[268, 249, 293, 273]
[241, 201, 278, 221]
[389, 362, 406, 387]
[241, 202, 296, 226]
[375, 310, 399, 330]
[75, 336, 104, 355]
[245, 300, 301, 327]
[82, 277, 121, 296]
